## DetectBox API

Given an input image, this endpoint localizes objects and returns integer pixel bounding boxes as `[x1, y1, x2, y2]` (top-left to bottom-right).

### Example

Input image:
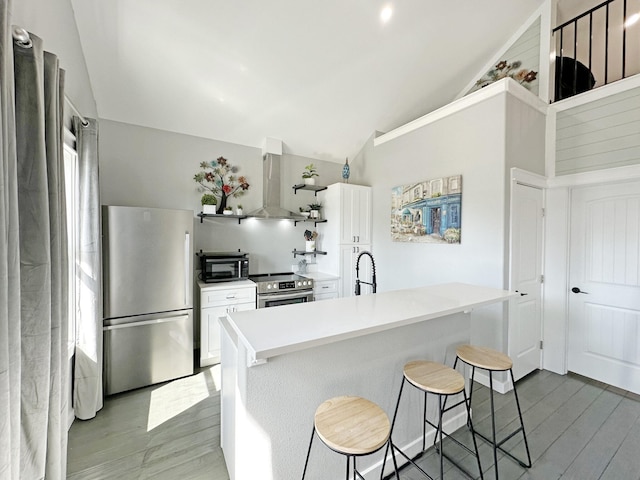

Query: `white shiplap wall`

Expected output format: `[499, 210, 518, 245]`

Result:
[555, 85, 640, 175]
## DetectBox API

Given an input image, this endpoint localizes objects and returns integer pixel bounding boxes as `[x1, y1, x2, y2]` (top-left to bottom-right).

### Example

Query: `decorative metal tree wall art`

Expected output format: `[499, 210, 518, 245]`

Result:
[391, 175, 462, 243]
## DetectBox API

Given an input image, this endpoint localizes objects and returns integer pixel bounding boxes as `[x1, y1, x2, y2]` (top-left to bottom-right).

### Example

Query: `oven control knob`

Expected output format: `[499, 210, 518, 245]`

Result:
[272, 283, 278, 289]
[267, 284, 272, 290]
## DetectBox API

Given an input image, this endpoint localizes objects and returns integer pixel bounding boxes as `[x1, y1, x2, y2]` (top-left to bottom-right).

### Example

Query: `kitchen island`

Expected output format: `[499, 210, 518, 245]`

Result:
[220, 283, 515, 480]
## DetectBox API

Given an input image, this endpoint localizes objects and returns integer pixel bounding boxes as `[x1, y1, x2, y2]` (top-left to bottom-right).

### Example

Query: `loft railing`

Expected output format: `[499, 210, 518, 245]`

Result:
[552, 0, 639, 101]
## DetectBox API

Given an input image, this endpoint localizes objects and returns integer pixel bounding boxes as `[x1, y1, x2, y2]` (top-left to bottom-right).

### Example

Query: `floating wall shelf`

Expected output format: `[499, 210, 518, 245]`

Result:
[198, 212, 248, 225]
[292, 184, 328, 196]
[292, 249, 327, 257]
[293, 218, 327, 227]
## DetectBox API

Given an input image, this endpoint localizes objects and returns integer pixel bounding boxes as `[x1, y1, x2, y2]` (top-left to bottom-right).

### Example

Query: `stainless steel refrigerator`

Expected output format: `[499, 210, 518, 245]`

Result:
[102, 206, 194, 395]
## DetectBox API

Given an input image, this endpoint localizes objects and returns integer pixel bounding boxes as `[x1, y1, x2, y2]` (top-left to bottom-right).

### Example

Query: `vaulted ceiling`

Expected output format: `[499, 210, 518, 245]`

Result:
[70, 0, 545, 162]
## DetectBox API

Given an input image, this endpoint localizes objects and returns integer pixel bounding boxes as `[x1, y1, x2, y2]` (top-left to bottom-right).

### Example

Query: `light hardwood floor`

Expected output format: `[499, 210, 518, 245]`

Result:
[67, 365, 228, 480]
[67, 368, 640, 479]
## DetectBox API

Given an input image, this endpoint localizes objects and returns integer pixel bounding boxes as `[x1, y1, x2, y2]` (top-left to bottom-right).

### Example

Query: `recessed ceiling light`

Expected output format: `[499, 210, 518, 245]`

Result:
[380, 5, 393, 24]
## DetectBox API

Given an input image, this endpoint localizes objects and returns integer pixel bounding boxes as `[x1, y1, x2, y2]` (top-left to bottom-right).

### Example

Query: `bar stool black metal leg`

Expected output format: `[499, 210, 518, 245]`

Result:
[489, 372, 499, 480]
[302, 426, 316, 479]
[509, 369, 532, 468]
[464, 365, 476, 430]
[464, 389, 484, 480]
[380, 378, 406, 479]
[438, 395, 444, 480]
[390, 439, 400, 479]
[352, 456, 356, 480]
[423, 391, 428, 451]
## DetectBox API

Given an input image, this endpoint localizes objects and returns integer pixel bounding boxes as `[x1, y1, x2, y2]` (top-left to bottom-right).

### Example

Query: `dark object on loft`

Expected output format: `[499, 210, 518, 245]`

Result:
[555, 56, 596, 101]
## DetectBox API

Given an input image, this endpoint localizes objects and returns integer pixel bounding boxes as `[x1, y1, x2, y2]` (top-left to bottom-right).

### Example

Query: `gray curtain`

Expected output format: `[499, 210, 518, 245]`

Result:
[73, 116, 103, 420]
[0, 19, 69, 480]
[0, 1, 22, 478]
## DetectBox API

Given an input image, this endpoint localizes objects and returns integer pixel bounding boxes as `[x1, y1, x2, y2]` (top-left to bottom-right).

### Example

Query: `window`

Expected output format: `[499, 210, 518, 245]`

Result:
[63, 142, 78, 359]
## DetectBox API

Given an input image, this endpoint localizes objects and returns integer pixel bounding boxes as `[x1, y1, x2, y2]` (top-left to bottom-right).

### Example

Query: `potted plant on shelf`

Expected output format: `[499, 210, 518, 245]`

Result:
[302, 163, 319, 186]
[201, 193, 217, 214]
[236, 204, 243, 215]
[308, 202, 322, 219]
[223, 206, 233, 215]
[304, 229, 318, 252]
[299, 206, 310, 218]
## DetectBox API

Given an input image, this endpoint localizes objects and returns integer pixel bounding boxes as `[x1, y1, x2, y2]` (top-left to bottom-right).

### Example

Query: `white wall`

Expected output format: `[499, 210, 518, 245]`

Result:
[363, 95, 509, 292]
[356, 87, 545, 366]
[362, 95, 509, 356]
[99, 120, 343, 273]
[11, 0, 97, 118]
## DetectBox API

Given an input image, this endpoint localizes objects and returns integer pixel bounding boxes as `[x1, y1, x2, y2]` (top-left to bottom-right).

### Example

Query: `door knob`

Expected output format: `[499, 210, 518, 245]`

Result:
[571, 287, 589, 294]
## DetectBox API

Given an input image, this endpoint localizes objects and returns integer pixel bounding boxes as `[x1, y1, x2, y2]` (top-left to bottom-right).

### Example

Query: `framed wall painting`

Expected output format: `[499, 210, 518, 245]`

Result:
[391, 175, 462, 243]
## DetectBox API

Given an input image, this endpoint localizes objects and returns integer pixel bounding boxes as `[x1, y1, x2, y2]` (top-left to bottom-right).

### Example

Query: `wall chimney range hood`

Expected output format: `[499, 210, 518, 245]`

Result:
[248, 138, 304, 220]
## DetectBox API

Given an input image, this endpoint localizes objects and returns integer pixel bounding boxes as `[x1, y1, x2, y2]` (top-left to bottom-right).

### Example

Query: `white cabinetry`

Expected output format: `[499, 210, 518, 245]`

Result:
[313, 279, 338, 301]
[340, 244, 372, 297]
[318, 184, 372, 298]
[338, 184, 372, 244]
[199, 280, 256, 366]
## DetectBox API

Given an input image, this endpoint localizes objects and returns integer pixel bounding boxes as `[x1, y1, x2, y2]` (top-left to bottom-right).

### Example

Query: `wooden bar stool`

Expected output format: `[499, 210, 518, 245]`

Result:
[381, 361, 483, 480]
[454, 345, 532, 480]
[302, 395, 400, 480]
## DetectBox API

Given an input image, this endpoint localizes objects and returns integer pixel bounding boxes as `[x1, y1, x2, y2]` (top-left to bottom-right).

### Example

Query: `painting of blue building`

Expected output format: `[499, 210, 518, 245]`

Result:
[391, 175, 462, 243]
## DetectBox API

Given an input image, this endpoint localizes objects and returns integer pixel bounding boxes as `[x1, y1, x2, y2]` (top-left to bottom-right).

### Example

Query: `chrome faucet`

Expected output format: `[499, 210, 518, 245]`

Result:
[355, 251, 377, 296]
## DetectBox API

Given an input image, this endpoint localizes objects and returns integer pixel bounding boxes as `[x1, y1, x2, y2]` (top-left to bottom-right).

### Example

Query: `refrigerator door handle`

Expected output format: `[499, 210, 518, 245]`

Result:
[104, 314, 189, 330]
[184, 232, 190, 306]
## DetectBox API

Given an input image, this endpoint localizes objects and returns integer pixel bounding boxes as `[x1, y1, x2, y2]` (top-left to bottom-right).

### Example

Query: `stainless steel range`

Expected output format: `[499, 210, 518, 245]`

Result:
[250, 272, 314, 308]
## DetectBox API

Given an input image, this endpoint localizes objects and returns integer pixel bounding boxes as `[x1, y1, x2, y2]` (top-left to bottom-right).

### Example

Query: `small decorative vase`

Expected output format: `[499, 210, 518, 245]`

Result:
[310, 209, 318, 219]
[304, 177, 316, 186]
[236, 208, 243, 215]
[305, 240, 316, 252]
[202, 204, 216, 214]
[342, 157, 350, 183]
[216, 193, 228, 214]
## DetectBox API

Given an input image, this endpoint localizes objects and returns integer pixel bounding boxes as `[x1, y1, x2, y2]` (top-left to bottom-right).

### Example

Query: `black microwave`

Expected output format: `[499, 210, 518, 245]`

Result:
[198, 251, 249, 283]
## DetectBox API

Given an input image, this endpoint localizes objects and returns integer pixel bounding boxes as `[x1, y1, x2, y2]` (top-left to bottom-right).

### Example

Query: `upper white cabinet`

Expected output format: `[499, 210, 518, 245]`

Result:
[317, 184, 372, 298]
[320, 183, 372, 245]
[336, 184, 372, 244]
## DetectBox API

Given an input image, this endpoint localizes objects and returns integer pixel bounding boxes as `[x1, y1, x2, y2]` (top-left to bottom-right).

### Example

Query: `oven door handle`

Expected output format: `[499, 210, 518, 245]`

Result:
[259, 290, 312, 301]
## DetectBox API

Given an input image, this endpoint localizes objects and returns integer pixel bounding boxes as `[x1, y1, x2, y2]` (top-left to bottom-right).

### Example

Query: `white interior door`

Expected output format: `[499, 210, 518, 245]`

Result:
[509, 183, 544, 380]
[568, 180, 640, 394]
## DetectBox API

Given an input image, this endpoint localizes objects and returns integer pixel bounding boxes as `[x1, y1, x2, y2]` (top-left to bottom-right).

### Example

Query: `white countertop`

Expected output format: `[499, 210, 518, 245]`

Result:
[197, 279, 256, 290]
[300, 271, 340, 281]
[223, 282, 516, 365]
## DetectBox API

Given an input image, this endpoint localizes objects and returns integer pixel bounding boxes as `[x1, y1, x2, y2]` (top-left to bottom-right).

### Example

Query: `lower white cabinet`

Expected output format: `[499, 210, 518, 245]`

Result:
[340, 244, 372, 298]
[199, 280, 256, 366]
[313, 279, 338, 301]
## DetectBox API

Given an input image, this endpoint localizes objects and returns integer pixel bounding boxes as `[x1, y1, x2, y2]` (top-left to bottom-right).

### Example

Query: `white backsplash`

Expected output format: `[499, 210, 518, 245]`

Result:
[195, 217, 321, 274]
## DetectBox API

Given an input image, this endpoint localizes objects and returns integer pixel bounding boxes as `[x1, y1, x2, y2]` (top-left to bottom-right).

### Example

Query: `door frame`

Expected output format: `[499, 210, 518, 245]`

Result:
[543, 164, 640, 375]
[508, 168, 546, 380]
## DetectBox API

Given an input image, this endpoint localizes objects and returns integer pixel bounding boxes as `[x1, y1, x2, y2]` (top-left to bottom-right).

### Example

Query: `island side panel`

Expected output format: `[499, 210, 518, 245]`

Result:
[220, 320, 239, 480]
[228, 312, 470, 480]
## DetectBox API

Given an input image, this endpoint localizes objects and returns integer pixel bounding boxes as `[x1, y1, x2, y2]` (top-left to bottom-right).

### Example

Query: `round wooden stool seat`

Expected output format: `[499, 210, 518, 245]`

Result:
[456, 344, 512, 371]
[314, 396, 391, 456]
[403, 360, 465, 395]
